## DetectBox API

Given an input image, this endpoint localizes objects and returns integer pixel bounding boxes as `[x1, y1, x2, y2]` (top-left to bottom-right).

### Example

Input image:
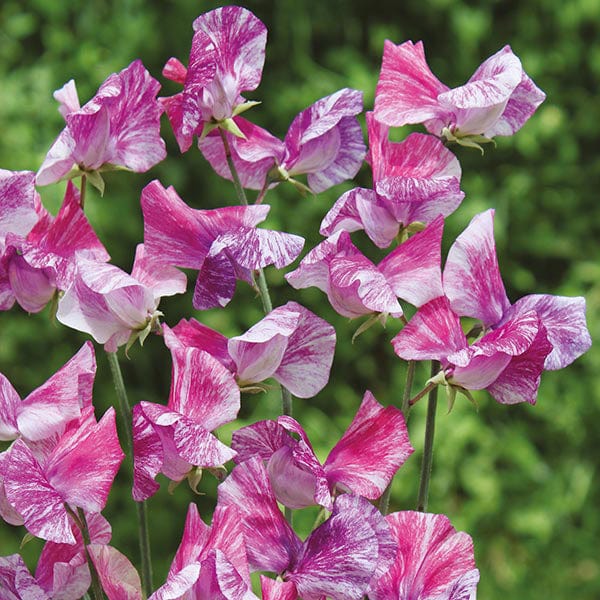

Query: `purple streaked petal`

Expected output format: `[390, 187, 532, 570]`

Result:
[0, 554, 49, 600]
[392, 296, 467, 361]
[194, 549, 257, 600]
[163, 57, 188, 84]
[232, 419, 291, 463]
[217, 457, 301, 573]
[6, 253, 55, 313]
[130, 244, 187, 300]
[150, 564, 201, 600]
[132, 403, 162, 501]
[36, 129, 79, 186]
[89, 544, 142, 600]
[54, 79, 81, 119]
[274, 301, 336, 398]
[443, 209, 510, 327]
[369, 511, 478, 600]
[260, 576, 298, 600]
[374, 40, 450, 127]
[193, 250, 238, 310]
[168, 347, 240, 430]
[65, 106, 111, 170]
[0, 170, 38, 241]
[378, 216, 444, 307]
[324, 391, 413, 499]
[0, 375, 20, 441]
[450, 352, 512, 390]
[502, 294, 591, 370]
[45, 408, 124, 513]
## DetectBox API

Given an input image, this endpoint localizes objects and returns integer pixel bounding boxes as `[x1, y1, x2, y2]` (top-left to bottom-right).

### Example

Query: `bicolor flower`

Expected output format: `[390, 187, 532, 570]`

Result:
[368, 511, 479, 600]
[141, 179, 304, 310]
[443, 209, 592, 370]
[2, 407, 124, 544]
[161, 5, 267, 150]
[132, 346, 239, 501]
[56, 244, 186, 352]
[163, 301, 336, 398]
[374, 41, 545, 148]
[199, 88, 367, 194]
[218, 458, 396, 600]
[37, 60, 166, 190]
[321, 113, 464, 247]
[1, 181, 109, 313]
[232, 390, 413, 510]
[286, 217, 444, 319]
[149, 503, 254, 600]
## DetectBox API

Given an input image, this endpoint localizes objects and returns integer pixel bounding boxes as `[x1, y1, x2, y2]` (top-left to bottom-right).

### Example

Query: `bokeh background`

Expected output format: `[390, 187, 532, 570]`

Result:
[1, 1, 598, 598]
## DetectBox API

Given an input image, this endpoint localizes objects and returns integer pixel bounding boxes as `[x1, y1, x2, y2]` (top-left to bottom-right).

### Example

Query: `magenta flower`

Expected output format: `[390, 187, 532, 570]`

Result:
[37, 60, 166, 189]
[232, 390, 413, 510]
[56, 244, 186, 352]
[375, 42, 545, 146]
[321, 113, 464, 247]
[2, 407, 124, 543]
[392, 296, 553, 405]
[164, 301, 336, 398]
[444, 209, 592, 370]
[199, 88, 366, 194]
[132, 346, 239, 501]
[149, 503, 254, 600]
[286, 217, 444, 319]
[161, 6, 267, 151]
[141, 179, 304, 310]
[218, 458, 395, 599]
[1, 181, 109, 313]
[88, 544, 143, 600]
[368, 511, 479, 600]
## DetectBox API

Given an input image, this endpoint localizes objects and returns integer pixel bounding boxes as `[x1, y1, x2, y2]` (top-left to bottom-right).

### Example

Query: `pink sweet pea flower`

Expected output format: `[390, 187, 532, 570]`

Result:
[218, 458, 395, 600]
[164, 300, 336, 398]
[161, 6, 267, 151]
[392, 296, 553, 405]
[232, 390, 413, 510]
[374, 41, 545, 146]
[3, 407, 124, 544]
[132, 346, 239, 501]
[443, 209, 592, 370]
[89, 545, 143, 600]
[56, 244, 186, 352]
[1, 181, 110, 313]
[368, 511, 479, 600]
[286, 217, 444, 319]
[141, 179, 303, 310]
[198, 88, 366, 194]
[321, 113, 464, 247]
[37, 60, 166, 188]
[149, 503, 254, 600]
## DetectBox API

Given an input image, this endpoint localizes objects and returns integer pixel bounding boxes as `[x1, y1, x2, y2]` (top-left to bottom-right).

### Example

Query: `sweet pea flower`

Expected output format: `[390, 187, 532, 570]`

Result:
[199, 88, 367, 194]
[161, 6, 267, 150]
[218, 458, 396, 600]
[375, 41, 545, 148]
[392, 296, 553, 405]
[37, 60, 166, 190]
[141, 179, 303, 310]
[88, 545, 143, 600]
[321, 113, 464, 247]
[163, 301, 336, 398]
[2, 407, 124, 544]
[444, 209, 592, 370]
[1, 181, 110, 313]
[132, 345, 239, 501]
[149, 503, 254, 600]
[368, 511, 479, 600]
[232, 390, 413, 510]
[286, 217, 444, 319]
[56, 244, 186, 352]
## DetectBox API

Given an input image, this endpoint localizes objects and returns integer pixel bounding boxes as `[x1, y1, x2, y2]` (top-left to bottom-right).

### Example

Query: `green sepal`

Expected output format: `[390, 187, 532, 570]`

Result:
[352, 312, 388, 343]
[168, 478, 183, 495]
[232, 100, 261, 117]
[20, 532, 36, 549]
[406, 221, 426, 235]
[86, 170, 105, 196]
[457, 386, 479, 410]
[441, 126, 496, 154]
[446, 384, 458, 413]
[186, 467, 204, 494]
[219, 117, 246, 139]
[206, 465, 228, 482]
[288, 177, 314, 198]
[239, 382, 272, 394]
[200, 120, 220, 140]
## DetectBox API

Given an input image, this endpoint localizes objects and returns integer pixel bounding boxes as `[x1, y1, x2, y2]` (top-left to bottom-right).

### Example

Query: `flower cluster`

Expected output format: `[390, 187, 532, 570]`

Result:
[0, 5, 591, 600]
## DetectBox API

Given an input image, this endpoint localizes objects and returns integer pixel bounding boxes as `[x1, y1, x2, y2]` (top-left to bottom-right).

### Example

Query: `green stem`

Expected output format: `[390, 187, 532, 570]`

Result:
[80, 174, 87, 209]
[379, 360, 416, 515]
[416, 360, 440, 512]
[255, 178, 270, 204]
[219, 128, 248, 205]
[106, 351, 153, 596]
[408, 381, 436, 407]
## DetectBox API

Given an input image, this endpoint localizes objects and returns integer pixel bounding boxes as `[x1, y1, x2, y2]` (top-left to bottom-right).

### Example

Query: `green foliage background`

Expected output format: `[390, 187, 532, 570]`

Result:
[0, 1, 598, 598]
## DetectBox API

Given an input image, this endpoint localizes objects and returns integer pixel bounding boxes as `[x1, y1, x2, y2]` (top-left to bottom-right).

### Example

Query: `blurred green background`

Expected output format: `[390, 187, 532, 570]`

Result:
[0, 0, 598, 598]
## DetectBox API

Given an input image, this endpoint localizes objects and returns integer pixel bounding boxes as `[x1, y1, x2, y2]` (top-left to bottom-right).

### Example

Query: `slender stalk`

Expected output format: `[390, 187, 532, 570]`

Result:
[255, 178, 270, 204]
[106, 351, 153, 596]
[219, 128, 248, 205]
[416, 360, 440, 512]
[379, 360, 416, 515]
[408, 381, 437, 407]
[80, 174, 87, 208]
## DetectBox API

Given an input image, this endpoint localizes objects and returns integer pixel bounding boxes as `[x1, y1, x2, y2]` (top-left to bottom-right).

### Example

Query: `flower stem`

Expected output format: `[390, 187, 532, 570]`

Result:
[255, 178, 270, 204]
[80, 174, 87, 208]
[379, 360, 416, 515]
[106, 351, 153, 597]
[219, 128, 248, 205]
[416, 360, 440, 512]
[408, 381, 437, 407]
